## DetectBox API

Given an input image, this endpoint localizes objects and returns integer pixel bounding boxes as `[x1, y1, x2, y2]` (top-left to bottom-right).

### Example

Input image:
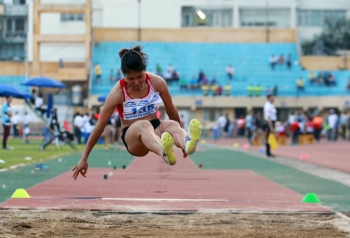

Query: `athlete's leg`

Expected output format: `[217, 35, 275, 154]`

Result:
[125, 120, 176, 165]
[155, 120, 186, 149]
[125, 120, 162, 157]
[155, 119, 202, 155]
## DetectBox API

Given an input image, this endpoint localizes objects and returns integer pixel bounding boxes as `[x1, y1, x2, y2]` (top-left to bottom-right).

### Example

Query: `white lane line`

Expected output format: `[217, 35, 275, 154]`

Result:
[101, 198, 226, 202]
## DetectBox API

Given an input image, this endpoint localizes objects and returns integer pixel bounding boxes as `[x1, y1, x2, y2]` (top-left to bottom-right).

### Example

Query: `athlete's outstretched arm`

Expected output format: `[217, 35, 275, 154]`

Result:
[150, 73, 181, 125]
[72, 83, 123, 180]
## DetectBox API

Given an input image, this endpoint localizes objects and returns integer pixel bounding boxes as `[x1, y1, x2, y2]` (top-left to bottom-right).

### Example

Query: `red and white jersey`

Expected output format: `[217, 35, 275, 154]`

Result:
[116, 74, 163, 121]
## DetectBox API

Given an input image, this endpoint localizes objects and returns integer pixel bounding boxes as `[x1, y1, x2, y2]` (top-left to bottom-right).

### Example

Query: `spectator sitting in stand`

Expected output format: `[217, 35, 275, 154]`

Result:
[94, 63, 102, 84]
[201, 77, 209, 86]
[269, 54, 278, 70]
[202, 84, 209, 96]
[224, 83, 231, 96]
[328, 74, 336, 86]
[35, 92, 46, 117]
[278, 54, 284, 65]
[116, 69, 122, 83]
[156, 63, 162, 75]
[296, 77, 304, 93]
[189, 76, 198, 90]
[255, 84, 263, 97]
[217, 85, 223, 96]
[171, 69, 179, 83]
[164, 70, 172, 85]
[265, 86, 271, 95]
[273, 85, 278, 96]
[198, 70, 205, 84]
[286, 54, 292, 69]
[247, 84, 254, 97]
[109, 69, 114, 85]
[210, 76, 217, 85]
[308, 71, 315, 84]
[211, 84, 218, 96]
[179, 75, 188, 91]
[226, 64, 234, 80]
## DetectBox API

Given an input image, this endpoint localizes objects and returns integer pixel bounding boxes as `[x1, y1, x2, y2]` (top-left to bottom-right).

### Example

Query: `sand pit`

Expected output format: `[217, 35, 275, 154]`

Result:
[0, 211, 349, 238]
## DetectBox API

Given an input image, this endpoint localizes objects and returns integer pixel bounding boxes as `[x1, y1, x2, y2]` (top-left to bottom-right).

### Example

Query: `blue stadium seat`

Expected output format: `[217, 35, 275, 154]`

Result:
[93, 42, 350, 97]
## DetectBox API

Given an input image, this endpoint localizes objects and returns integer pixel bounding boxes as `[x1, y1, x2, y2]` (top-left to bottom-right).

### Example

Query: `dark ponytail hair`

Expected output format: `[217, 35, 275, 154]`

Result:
[119, 45, 148, 74]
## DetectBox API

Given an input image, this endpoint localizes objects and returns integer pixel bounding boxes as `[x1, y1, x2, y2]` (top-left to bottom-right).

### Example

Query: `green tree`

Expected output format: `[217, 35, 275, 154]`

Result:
[302, 18, 350, 56]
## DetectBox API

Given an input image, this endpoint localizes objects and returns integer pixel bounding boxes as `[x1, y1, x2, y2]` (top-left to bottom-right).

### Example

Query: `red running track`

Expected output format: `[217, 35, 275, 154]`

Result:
[0, 148, 330, 212]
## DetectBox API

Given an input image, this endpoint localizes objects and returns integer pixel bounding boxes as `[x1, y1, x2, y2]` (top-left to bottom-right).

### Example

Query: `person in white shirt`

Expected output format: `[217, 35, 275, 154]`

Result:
[340, 111, 349, 140]
[288, 111, 295, 125]
[217, 114, 228, 138]
[22, 111, 30, 143]
[264, 94, 277, 157]
[11, 111, 21, 138]
[226, 64, 234, 80]
[327, 109, 338, 141]
[73, 112, 84, 144]
[35, 92, 46, 116]
[269, 54, 278, 70]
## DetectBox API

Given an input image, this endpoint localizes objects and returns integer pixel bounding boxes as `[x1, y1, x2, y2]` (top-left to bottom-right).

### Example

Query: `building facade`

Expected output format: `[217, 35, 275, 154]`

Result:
[0, 0, 28, 61]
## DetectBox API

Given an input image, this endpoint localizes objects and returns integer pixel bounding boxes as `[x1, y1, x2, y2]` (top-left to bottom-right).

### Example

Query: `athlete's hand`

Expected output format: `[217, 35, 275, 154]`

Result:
[182, 149, 188, 158]
[72, 159, 88, 180]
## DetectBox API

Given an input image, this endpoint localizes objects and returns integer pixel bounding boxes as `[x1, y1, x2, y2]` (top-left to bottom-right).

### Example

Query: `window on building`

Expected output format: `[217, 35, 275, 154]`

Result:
[182, 7, 232, 27]
[76, 14, 84, 21]
[298, 10, 346, 27]
[68, 14, 75, 21]
[13, 0, 26, 4]
[15, 18, 24, 32]
[240, 9, 289, 28]
[60, 13, 68, 21]
[60, 13, 85, 22]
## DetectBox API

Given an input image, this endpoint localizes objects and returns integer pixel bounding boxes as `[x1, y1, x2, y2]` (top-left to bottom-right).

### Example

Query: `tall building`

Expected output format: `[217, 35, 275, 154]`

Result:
[0, 0, 28, 61]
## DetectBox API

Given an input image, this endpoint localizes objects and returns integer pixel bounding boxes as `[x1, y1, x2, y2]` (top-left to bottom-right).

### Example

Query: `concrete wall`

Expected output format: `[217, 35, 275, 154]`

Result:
[300, 56, 350, 70]
[94, 28, 297, 43]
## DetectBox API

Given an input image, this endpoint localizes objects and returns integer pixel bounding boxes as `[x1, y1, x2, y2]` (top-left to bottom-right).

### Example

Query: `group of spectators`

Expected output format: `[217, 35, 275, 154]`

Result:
[269, 54, 292, 70]
[94, 63, 123, 85]
[210, 108, 350, 145]
[307, 71, 336, 87]
[247, 84, 278, 97]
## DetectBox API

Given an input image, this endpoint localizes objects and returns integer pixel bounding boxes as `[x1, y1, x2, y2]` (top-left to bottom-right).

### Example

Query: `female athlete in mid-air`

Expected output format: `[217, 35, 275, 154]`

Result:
[72, 45, 202, 179]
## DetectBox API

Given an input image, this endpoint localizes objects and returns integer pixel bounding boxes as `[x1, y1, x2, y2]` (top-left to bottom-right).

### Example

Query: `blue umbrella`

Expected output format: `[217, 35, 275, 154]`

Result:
[97, 95, 108, 102]
[0, 84, 33, 99]
[21, 77, 66, 88]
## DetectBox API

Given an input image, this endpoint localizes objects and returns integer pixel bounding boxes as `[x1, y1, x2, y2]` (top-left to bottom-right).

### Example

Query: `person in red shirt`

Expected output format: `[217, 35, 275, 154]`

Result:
[289, 119, 300, 145]
[217, 85, 223, 96]
[313, 115, 323, 142]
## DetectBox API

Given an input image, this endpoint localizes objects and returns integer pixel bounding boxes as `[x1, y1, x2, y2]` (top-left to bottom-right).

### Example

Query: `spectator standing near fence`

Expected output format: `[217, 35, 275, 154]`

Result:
[22, 111, 30, 144]
[74, 112, 84, 144]
[2, 96, 13, 150]
[340, 111, 349, 140]
[264, 94, 277, 157]
[327, 109, 338, 141]
[224, 83, 231, 96]
[11, 111, 20, 138]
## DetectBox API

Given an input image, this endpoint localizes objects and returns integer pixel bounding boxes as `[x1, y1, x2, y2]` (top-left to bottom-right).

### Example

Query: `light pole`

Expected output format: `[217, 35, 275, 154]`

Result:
[265, 1, 269, 43]
[138, 0, 141, 42]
